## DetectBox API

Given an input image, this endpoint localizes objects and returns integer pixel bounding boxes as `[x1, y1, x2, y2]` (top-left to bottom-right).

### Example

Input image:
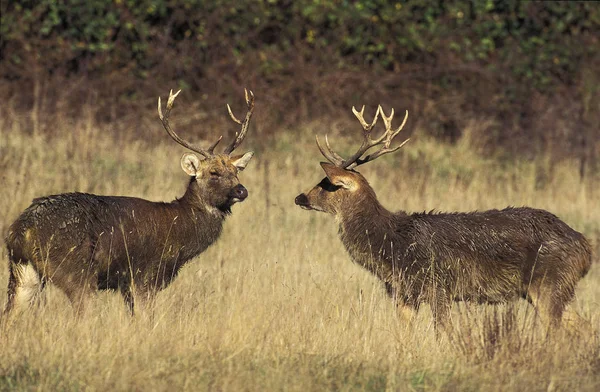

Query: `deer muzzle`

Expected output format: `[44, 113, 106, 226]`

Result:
[295, 193, 311, 210]
[229, 184, 248, 203]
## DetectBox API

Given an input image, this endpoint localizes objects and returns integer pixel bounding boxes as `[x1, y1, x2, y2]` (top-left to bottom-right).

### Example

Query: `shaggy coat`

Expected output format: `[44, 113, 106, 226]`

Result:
[4, 152, 253, 316]
[296, 163, 592, 332]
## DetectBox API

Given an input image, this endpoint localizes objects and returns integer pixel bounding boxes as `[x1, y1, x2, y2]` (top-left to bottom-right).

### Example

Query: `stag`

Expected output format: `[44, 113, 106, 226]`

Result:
[3, 89, 256, 317]
[295, 105, 592, 335]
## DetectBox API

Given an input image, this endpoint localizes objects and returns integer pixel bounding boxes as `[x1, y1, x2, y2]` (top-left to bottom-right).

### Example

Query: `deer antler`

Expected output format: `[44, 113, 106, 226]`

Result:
[316, 105, 409, 169]
[158, 89, 255, 157]
[158, 89, 221, 158]
[223, 89, 255, 155]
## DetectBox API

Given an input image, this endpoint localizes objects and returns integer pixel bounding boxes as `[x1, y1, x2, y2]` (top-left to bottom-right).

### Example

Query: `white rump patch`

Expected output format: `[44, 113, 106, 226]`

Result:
[13, 263, 45, 310]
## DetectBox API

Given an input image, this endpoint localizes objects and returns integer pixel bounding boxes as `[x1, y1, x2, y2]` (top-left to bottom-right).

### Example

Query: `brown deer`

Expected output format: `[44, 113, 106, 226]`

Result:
[3, 89, 256, 317]
[295, 105, 592, 335]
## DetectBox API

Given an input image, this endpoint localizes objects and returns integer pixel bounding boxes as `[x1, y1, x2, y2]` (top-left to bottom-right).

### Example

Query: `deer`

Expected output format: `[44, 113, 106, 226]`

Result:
[2, 88, 256, 318]
[295, 105, 592, 336]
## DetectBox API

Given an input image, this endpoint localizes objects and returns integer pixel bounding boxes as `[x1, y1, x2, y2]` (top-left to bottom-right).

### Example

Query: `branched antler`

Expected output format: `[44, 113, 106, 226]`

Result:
[316, 105, 410, 169]
[158, 88, 255, 157]
[158, 89, 220, 158]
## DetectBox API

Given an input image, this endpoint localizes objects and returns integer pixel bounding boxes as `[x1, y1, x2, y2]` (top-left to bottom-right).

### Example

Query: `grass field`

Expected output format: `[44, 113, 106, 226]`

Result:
[0, 107, 599, 391]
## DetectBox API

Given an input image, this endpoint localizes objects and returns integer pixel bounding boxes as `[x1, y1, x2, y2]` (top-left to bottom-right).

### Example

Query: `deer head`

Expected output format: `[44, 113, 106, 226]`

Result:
[295, 105, 409, 215]
[158, 89, 255, 214]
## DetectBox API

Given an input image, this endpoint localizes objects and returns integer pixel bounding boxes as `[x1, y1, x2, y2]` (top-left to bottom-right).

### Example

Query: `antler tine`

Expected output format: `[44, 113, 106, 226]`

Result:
[316, 135, 345, 166]
[352, 105, 380, 132]
[366, 105, 393, 145]
[226, 104, 242, 125]
[324, 135, 345, 162]
[339, 105, 384, 168]
[206, 135, 223, 154]
[392, 109, 409, 139]
[158, 89, 217, 158]
[379, 106, 395, 136]
[224, 89, 255, 155]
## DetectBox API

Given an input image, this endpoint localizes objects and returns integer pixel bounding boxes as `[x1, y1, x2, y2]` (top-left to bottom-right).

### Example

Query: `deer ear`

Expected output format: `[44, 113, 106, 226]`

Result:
[320, 162, 356, 189]
[231, 151, 254, 171]
[181, 153, 201, 176]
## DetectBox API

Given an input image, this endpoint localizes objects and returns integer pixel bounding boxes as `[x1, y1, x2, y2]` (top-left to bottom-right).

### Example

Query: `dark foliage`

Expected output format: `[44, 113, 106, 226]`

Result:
[1, 1, 598, 169]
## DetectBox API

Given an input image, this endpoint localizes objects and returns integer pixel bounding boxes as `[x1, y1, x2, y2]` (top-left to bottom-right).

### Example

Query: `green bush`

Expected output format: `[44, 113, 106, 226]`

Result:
[2, 0, 597, 90]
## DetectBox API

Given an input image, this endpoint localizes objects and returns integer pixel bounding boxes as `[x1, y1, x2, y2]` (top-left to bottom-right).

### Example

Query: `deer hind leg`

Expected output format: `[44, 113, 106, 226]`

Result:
[548, 278, 595, 337]
[120, 284, 135, 315]
[133, 287, 158, 319]
[2, 260, 19, 319]
[120, 281, 157, 317]
[527, 278, 573, 334]
[62, 275, 98, 317]
[562, 307, 595, 338]
[430, 290, 452, 340]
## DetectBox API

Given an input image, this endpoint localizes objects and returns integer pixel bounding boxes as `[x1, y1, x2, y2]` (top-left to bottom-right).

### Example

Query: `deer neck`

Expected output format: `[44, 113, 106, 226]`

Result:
[337, 190, 399, 280]
[177, 178, 227, 221]
[157, 178, 225, 261]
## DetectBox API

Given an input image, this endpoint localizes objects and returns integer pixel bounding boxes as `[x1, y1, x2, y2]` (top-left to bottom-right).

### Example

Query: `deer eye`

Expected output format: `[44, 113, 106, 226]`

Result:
[210, 171, 221, 178]
[319, 178, 341, 192]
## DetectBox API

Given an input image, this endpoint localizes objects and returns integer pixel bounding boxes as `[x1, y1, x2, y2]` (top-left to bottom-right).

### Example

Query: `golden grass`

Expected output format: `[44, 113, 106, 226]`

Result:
[0, 110, 599, 391]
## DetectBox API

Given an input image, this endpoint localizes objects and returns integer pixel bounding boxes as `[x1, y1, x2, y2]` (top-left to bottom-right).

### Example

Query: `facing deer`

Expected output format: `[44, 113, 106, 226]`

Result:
[295, 105, 592, 335]
[3, 89, 255, 317]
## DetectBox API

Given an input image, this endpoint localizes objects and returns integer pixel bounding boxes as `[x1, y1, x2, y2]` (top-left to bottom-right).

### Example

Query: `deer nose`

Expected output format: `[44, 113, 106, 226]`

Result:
[231, 184, 248, 201]
[295, 193, 309, 206]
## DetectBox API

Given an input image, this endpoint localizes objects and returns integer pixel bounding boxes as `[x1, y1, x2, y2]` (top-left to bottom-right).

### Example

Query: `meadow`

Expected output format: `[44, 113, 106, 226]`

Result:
[0, 105, 598, 391]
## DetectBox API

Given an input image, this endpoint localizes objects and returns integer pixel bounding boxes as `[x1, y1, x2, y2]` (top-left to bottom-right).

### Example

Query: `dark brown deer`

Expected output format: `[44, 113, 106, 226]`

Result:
[3, 89, 256, 317]
[295, 105, 592, 335]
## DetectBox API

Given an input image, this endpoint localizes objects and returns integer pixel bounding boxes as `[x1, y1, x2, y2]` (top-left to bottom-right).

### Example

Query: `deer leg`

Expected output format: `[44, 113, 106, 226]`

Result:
[526, 285, 548, 327]
[431, 290, 452, 339]
[120, 284, 135, 315]
[385, 282, 419, 330]
[2, 261, 20, 326]
[2, 260, 20, 320]
[133, 287, 158, 314]
[527, 280, 568, 335]
[562, 308, 595, 337]
[120, 282, 157, 317]
[397, 303, 418, 329]
[63, 277, 97, 317]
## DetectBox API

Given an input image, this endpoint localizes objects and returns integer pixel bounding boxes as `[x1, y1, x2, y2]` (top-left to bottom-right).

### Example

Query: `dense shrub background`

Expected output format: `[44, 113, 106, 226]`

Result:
[1, 0, 598, 172]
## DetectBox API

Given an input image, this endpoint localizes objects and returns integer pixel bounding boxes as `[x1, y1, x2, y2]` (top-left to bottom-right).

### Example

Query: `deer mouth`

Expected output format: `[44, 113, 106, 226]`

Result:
[300, 205, 325, 212]
[218, 185, 248, 214]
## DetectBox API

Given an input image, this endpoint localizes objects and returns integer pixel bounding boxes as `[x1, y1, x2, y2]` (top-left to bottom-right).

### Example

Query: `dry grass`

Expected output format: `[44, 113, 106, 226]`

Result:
[0, 108, 599, 391]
